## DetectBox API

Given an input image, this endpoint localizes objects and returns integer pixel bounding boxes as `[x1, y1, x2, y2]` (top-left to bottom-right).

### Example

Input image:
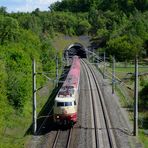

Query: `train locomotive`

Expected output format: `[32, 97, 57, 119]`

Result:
[53, 56, 80, 125]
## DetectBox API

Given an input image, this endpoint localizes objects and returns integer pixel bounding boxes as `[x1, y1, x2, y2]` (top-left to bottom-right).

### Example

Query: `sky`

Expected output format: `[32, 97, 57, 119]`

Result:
[0, 0, 61, 13]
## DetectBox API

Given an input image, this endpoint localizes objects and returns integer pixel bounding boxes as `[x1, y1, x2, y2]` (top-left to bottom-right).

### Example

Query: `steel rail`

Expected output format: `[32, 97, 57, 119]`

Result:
[86, 59, 116, 148]
[82, 59, 116, 148]
[52, 128, 72, 148]
[66, 128, 73, 148]
[52, 130, 60, 148]
[81, 60, 99, 148]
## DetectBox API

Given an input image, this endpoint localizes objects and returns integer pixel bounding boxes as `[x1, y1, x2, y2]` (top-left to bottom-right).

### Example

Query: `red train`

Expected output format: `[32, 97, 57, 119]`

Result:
[53, 56, 80, 125]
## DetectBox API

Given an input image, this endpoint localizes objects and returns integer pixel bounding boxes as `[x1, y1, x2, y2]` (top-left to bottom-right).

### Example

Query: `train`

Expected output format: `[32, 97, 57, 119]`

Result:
[53, 56, 80, 125]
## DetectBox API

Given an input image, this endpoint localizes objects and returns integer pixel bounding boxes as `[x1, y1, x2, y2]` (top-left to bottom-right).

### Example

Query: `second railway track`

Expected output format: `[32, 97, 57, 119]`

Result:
[81, 59, 117, 148]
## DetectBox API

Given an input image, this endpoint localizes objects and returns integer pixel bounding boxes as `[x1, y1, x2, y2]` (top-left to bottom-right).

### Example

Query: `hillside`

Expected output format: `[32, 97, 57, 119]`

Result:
[0, 0, 148, 147]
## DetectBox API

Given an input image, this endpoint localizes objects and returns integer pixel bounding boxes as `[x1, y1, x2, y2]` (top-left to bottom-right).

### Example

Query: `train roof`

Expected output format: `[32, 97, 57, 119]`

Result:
[55, 56, 80, 103]
[57, 86, 74, 97]
[62, 56, 80, 88]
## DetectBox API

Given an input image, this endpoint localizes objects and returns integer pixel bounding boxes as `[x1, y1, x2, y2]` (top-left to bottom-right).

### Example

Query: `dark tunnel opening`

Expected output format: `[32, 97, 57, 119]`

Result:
[64, 43, 87, 59]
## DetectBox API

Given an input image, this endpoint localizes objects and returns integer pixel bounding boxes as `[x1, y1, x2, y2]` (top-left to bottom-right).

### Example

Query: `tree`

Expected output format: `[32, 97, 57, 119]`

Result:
[76, 20, 91, 35]
[0, 16, 19, 44]
[49, 12, 78, 35]
[88, 6, 99, 34]
[18, 14, 41, 34]
[32, 8, 40, 16]
[5, 46, 32, 110]
[134, 0, 148, 11]
[0, 6, 7, 15]
[49, 0, 92, 12]
[106, 35, 133, 61]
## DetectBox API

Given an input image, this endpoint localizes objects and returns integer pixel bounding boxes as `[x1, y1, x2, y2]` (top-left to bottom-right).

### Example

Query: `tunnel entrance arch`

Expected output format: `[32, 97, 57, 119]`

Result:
[64, 43, 87, 59]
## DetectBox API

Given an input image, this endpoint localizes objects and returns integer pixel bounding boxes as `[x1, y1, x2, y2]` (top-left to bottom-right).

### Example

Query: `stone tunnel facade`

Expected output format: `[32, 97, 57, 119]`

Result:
[64, 43, 87, 59]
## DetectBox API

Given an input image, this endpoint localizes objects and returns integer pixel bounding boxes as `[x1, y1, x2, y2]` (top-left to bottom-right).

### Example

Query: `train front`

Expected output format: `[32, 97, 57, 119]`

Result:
[53, 87, 77, 125]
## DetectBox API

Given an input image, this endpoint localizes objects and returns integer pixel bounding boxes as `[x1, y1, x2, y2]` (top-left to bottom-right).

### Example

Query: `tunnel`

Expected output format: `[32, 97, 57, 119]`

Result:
[64, 43, 87, 59]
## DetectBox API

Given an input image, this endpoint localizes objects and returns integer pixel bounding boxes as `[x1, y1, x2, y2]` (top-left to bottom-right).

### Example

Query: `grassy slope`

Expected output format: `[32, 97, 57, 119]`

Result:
[51, 33, 90, 51]
[105, 66, 148, 148]
[0, 34, 90, 148]
[0, 83, 53, 148]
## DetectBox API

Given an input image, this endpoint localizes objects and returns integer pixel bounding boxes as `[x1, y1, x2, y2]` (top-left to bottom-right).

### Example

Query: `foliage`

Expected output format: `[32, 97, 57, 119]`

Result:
[0, 16, 19, 45]
[0, 6, 7, 15]
[18, 14, 42, 35]
[49, 0, 148, 59]
[50, 0, 148, 13]
[0, 0, 148, 146]
[106, 35, 144, 61]
[0, 11, 58, 147]
[76, 19, 91, 35]
[50, 0, 92, 12]
[139, 83, 148, 109]
[40, 39, 56, 77]
[0, 53, 11, 133]
[5, 46, 32, 110]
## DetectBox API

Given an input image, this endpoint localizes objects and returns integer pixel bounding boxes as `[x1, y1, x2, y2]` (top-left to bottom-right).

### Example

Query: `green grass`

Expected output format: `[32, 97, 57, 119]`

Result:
[99, 61, 148, 147]
[107, 66, 148, 78]
[0, 82, 54, 148]
[0, 111, 32, 148]
[116, 86, 133, 107]
[51, 33, 90, 51]
[139, 129, 148, 148]
[105, 65, 148, 148]
[115, 80, 148, 148]
[105, 65, 148, 91]
[115, 86, 128, 107]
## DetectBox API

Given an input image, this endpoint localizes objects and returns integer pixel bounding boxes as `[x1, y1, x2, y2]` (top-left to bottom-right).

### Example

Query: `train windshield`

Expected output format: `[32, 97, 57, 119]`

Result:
[57, 102, 64, 107]
[57, 102, 73, 107]
[65, 102, 72, 106]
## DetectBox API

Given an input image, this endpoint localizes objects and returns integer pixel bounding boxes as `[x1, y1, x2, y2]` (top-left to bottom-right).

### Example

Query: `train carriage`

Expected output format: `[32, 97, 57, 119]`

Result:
[53, 56, 80, 125]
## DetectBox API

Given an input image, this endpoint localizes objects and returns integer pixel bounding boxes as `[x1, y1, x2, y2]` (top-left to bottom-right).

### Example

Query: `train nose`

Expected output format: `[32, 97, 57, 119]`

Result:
[62, 109, 67, 114]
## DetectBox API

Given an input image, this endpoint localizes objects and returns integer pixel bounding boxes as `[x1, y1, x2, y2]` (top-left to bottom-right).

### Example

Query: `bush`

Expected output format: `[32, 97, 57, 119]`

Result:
[139, 83, 148, 109]
[5, 47, 32, 110]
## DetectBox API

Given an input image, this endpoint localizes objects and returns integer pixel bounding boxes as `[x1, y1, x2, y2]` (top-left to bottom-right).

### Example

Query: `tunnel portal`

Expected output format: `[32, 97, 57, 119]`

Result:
[64, 43, 87, 59]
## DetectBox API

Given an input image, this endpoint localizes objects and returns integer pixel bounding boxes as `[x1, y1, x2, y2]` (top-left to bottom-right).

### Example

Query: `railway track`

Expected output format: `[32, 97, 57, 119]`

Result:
[81, 60, 99, 147]
[81, 59, 117, 148]
[27, 53, 135, 148]
[52, 128, 73, 148]
[28, 58, 118, 148]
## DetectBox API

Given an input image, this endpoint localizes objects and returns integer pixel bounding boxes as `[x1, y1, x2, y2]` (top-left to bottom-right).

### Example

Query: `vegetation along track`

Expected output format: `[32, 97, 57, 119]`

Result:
[81, 59, 117, 148]
[52, 128, 73, 148]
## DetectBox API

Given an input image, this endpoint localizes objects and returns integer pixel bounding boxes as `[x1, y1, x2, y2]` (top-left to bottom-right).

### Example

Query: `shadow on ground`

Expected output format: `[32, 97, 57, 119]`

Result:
[25, 66, 70, 136]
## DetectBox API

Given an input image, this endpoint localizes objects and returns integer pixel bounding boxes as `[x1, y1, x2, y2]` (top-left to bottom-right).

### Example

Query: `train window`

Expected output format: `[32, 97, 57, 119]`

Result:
[65, 102, 72, 106]
[74, 101, 76, 105]
[57, 102, 64, 107]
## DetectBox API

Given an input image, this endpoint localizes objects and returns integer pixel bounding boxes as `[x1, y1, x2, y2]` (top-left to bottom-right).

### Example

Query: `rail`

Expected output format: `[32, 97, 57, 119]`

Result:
[52, 128, 73, 148]
[81, 59, 117, 148]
